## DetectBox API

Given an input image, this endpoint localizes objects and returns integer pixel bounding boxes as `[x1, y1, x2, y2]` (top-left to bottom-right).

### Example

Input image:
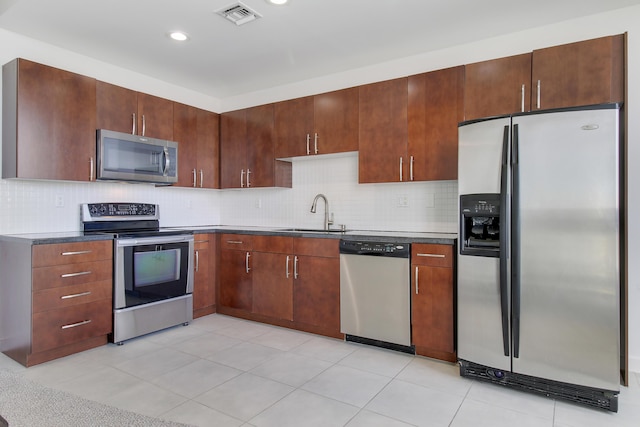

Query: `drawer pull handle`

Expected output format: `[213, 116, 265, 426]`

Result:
[61, 271, 92, 278]
[227, 240, 244, 244]
[61, 319, 92, 330]
[61, 250, 92, 256]
[417, 253, 446, 258]
[61, 291, 92, 300]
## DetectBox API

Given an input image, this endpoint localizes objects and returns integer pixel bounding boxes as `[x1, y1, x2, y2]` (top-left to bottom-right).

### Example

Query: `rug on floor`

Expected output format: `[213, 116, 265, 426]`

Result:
[0, 369, 192, 427]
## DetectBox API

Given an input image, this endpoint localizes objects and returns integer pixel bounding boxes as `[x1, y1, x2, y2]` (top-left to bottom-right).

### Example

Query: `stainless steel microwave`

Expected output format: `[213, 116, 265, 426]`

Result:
[96, 129, 178, 184]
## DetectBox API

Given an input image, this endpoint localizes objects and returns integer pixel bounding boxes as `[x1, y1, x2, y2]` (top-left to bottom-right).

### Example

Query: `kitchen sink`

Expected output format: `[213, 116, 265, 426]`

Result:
[279, 228, 347, 233]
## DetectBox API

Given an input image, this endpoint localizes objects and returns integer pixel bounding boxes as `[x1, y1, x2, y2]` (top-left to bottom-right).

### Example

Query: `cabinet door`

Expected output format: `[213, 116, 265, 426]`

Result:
[197, 109, 220, 189]
[96, 81, 138, 134]
[219, 249, 253, 311]
[193, 234, 215, 316]
[173, 103, 199, 187]
[408, 66, 464, 181]
[252, 251, 293, 321]
[314, 87, 359, 155]
[246, 104, 275, 188]
[4, 59, 96, 181]
[274, 96, 314, 158]
[531, 34, 624, 110]
[293, 255, 340, 332]
[220, 109, 248, 189]
[358, 77, 408, 183]
[411, 244, 455, 360]
[136, 92, 174, 140]
[464, 53, 532, 121]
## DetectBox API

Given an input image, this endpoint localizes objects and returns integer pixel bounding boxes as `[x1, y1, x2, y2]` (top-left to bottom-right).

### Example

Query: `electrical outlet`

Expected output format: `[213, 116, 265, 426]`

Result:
[55, 195, 64, 207]
[397, 195, 409, 207]
[255, 198, 262, 209]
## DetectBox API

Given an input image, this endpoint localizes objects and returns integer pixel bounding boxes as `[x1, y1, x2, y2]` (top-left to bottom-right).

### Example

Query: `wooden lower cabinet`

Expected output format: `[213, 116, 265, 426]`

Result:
[0, 239, 113, 367]
[217, 235, 341, 338]
[411, 243, 456, 362]
[193, 234, 216, 318]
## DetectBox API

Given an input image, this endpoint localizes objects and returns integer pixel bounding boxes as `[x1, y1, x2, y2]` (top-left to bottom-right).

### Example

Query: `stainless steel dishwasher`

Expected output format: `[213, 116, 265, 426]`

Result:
[339, 240, 413, 353]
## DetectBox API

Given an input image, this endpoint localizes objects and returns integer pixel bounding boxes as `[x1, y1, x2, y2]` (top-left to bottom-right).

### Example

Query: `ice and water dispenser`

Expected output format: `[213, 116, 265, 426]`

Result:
[459, 194, 501, 257]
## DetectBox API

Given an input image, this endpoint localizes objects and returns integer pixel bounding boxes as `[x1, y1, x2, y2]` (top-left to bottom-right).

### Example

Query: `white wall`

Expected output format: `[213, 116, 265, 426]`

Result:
[0, 5, 639, 373]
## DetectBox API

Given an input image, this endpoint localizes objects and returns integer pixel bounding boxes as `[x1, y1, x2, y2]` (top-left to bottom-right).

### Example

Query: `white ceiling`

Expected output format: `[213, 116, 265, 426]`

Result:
[1, 0, 639, 99]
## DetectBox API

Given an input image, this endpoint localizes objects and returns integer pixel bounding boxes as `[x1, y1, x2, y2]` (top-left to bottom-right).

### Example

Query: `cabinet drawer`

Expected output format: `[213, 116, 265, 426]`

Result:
[412, 244, 453, 267]
[252, 235, 294, 254]
[32, 241, 112, 267]
[220, 234, 253, 251]
[33, 280, 112, 313]
[32, 259, 113, 291]
[294, 237, 339, 258]
[194, 234, 210, 250]
[32, 299, 112, 353]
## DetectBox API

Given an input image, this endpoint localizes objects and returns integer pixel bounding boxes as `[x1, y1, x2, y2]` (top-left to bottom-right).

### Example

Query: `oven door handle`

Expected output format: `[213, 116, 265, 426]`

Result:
[117, 234, 193, 247]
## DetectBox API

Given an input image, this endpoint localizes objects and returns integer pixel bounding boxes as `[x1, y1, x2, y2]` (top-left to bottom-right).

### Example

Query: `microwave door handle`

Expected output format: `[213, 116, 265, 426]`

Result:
[162, 147, 170, 176]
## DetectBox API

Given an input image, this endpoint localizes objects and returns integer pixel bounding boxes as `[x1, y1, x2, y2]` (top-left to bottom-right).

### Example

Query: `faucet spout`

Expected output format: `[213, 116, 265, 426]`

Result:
[310, 194, 333, 230]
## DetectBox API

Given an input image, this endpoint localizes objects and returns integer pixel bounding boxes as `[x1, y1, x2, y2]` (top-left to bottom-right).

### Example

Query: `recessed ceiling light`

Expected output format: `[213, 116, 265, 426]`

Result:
[266, 0, 288, 5]
[168, 31, 189, 42]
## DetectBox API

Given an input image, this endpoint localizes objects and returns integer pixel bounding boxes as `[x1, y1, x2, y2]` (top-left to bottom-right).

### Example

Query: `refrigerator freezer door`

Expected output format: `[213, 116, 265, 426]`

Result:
[457, 116, 512, 371]
[512, 107, 620, 391]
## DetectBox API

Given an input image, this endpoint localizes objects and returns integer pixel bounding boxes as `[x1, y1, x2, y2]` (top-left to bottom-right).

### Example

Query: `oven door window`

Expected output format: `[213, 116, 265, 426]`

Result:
[123, 242, 190, 307]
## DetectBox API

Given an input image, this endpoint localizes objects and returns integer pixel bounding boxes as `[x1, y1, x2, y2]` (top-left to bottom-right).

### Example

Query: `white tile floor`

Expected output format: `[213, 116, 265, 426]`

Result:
[1, 313, 639, 427]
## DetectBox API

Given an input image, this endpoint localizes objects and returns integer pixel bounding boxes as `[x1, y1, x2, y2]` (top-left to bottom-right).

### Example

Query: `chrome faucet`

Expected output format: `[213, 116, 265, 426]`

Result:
[310, 193, 334, 230]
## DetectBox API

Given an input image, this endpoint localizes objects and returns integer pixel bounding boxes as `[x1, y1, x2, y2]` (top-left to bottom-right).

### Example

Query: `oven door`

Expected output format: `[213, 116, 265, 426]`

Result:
[114, 234, 194, 309]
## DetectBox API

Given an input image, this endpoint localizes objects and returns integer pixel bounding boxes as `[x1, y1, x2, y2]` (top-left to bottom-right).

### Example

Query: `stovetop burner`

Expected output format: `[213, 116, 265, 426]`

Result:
[81, 202, 192, 237]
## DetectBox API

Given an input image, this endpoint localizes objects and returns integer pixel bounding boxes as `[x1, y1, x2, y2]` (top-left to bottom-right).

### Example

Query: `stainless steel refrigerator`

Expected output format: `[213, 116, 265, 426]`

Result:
[457, 104, 621, 411]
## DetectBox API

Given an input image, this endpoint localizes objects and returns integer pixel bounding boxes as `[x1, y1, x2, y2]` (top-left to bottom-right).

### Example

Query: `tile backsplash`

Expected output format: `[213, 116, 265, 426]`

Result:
[0, 153, 457, 235]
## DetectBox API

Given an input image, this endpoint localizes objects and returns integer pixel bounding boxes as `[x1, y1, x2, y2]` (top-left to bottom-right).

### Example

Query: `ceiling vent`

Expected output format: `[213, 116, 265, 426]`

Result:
[216, 2, 262, 26]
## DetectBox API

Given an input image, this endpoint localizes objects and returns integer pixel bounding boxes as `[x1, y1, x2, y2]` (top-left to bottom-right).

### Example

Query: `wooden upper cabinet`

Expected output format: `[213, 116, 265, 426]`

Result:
[173, 103, 220, 188]
[358, 77, 408, 183]
[408, 66, 464, 181]
[96, 81, 173, 140]
[464, 53, 532, 121]
[531, 34, 624, 110]
[274, 87, 358, 158]
[2, 58, 96, 181]
[220, 105, 291, 189]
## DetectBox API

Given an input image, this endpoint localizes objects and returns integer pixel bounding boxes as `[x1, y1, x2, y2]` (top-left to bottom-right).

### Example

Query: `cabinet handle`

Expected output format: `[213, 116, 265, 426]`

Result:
[521, 84, 525, 112]
[61, 319, 91, 330]
[192, 169, 197, 187]
[89, 157, 94, 181]
[200, 169, 204, 188]
[142, 114, 146, 136]
[306, 134, 310, 155]
[61, 291, 92, 300]
[246, 252, 251, 273]
[61, 271, 92, 278]
[536, 80, 541, 109]
[61, 250, 92, 256]
[294, 256, 299, 279]
[246, 169, 251, 188]
[417, 253, 446, 258]
[241, 169, 245, 188]
[314, 133, 318, 154]
[410, 156, 414, 181]
[195, 250, 200, 272]
[415, 266, 419, 295]
[132, 113, 136, 135]
[286, 255, 290, 278]
[226, 240, 244, 244]
[399, 157, 403, 182]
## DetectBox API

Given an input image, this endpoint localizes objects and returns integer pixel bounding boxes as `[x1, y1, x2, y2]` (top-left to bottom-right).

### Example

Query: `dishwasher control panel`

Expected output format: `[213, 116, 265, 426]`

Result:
[339, 240, 410, 258]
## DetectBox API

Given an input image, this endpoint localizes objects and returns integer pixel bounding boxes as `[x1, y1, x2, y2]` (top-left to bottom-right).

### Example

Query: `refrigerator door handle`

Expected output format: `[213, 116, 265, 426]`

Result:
[511, 123, 521, 359]
[500, 125, 511, 357]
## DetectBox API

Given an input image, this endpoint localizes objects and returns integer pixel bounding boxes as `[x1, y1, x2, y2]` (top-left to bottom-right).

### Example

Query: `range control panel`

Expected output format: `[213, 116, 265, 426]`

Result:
[339, 240, 410, 258]
[82, 203, 158, 220]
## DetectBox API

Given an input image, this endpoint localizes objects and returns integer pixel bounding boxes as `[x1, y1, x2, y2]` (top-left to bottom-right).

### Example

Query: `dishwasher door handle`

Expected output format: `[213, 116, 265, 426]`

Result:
[415, 266, 419, 294]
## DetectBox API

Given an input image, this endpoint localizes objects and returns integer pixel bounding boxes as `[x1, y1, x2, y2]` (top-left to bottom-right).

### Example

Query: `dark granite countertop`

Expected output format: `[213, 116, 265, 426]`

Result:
[0, 226, 456, 245]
